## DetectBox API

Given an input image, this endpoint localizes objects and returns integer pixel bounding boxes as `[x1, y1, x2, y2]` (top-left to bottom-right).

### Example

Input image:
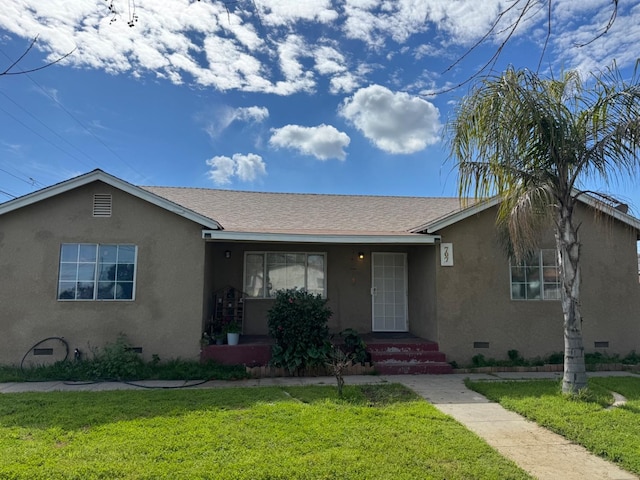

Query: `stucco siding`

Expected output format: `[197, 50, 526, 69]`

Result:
[435, 204, 640, 365]
[0, 181, 206, 365]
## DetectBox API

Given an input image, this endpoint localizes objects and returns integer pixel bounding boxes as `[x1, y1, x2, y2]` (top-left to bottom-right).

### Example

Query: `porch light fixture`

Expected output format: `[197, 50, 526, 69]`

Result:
[224, 250, 231, 259]
[358, 252, 364, 260]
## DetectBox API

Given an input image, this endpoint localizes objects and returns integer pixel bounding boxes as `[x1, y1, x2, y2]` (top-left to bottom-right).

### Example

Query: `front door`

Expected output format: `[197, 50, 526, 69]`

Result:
[371, 252, 408, 332]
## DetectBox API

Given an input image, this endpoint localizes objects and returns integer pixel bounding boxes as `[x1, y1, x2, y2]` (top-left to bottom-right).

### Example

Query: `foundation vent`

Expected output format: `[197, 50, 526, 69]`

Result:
[473, 341, 490, 349]
[594, 341, 609, 348]
[33, 348, 54, 356]
[93, 194, 112, 217]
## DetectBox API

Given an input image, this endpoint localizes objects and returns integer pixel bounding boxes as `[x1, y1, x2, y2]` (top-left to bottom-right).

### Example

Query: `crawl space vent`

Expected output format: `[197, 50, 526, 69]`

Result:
[473, 342, 490, 349]
[93, 194, 112, 217]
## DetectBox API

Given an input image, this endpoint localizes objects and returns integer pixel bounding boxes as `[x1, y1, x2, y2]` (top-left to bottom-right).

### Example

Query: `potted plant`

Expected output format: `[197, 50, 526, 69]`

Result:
[225, 320, 241, 345]
[214, 332, 225, 345]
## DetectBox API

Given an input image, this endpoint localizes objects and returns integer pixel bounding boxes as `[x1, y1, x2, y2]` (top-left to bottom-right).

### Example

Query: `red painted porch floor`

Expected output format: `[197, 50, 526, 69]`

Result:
[201, 334, 453, 374]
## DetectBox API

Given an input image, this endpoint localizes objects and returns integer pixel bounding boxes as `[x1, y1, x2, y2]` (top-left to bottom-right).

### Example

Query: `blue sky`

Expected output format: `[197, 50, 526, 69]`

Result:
[1, 0, 640, 212]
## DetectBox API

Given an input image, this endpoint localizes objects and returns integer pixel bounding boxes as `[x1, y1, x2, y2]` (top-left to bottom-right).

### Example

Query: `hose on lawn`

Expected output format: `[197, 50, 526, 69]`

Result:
[19, 336, 210, 389]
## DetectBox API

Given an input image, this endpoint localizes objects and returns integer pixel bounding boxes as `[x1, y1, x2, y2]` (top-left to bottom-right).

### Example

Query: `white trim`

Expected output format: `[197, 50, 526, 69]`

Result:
[414, 193, 640, 235]
[202, 230, 440, 244]
[576, 193, 640, 232]
[0, 169, 222, 230]
[412, 197, 501, 234]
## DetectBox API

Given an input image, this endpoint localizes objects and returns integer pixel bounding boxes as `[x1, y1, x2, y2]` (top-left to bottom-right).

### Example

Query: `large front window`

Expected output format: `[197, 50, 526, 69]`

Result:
[510, 249, 560, 300]
[58, 244, 137, 301]
[244, 252, 326, 298]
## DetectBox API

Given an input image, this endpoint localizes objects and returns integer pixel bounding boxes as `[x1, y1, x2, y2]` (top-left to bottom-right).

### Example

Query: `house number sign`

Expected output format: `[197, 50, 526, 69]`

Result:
[440, 243, 453, 266]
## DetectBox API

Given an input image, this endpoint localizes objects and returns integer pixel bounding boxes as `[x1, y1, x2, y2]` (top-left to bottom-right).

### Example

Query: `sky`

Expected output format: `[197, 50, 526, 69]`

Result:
[1, 0, 640, 213]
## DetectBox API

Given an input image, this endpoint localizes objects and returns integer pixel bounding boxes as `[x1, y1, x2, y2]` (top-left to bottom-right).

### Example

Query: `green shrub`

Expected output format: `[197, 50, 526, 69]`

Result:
[87, 334, 146, 380]
[267, 289, 332, 373]
[339, 328, 369, 364]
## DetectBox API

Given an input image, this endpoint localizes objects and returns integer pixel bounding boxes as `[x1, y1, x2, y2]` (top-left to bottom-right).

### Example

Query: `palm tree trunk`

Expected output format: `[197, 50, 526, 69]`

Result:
[556, 202, 587, 393]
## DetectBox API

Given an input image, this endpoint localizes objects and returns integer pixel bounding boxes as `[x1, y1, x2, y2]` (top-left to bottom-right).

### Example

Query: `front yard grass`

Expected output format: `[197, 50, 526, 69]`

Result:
[0, 383, 531, 480]
[467, 376, 640, 476]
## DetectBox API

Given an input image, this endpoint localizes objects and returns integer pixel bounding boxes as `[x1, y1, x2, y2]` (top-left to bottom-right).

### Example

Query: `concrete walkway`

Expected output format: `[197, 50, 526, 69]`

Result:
[1, 372, 637, 480]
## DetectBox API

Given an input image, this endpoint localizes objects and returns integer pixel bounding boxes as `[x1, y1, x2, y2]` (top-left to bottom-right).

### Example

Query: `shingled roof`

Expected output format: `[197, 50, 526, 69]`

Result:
[143, 187, 465, 235]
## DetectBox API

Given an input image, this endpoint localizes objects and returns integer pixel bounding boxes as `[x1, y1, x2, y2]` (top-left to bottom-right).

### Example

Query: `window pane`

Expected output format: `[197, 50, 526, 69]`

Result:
[98, 263, 116, 281]
[543, 285, 561, 300]
[76, 282, 94, 299]
[511, 265, 526, 282]
[58, 282, 77, 300]
[526, 282, 541, 299]
[59, 263, 78, 281]
[60, 244, 79, 262]
[79, 244, 97, 262]
[99, 245, 118, 263]
[267, 253, 305, 295]
[116, 282, 134, 300]
[117, 264, 135, 281]
[77, 263, 96, 281]
[307, 254, 325, 295]
[97, 281, 116, 300]
[511, 283, 526, 300]
[244, 254, 264, 297]
[117, 245, 136, 263]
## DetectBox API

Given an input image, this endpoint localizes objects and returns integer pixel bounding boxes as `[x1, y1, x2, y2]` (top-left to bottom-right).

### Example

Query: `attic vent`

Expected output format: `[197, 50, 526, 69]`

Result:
[93, 194, 112, 217]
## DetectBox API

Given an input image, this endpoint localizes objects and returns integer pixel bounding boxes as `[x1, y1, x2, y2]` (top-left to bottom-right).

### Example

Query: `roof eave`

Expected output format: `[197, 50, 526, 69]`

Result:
[0, 169, 222, 230]
[412, 197, 501, 234]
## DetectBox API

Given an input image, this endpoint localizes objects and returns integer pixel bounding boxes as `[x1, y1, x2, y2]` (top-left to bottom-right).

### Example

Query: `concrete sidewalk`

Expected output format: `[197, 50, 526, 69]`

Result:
[1, 372, 637, 479]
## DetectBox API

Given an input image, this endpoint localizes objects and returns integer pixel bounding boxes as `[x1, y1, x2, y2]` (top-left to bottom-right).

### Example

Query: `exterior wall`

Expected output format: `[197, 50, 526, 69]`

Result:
[434, 204, 640, 365]
[205, 242, 436, 336]
[0, 181, 206, 365]
[407, 245, 437, 339]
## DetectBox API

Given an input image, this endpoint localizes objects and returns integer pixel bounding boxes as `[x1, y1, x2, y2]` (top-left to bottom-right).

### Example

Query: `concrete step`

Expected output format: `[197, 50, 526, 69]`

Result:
[367, 341, 441, 353]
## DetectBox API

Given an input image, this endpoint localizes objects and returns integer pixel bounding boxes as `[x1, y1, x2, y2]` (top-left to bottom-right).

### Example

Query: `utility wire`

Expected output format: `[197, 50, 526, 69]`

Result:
[0, 104, 94, 168]
[0, 89, 97, 168]
[0, 41, 145, 179]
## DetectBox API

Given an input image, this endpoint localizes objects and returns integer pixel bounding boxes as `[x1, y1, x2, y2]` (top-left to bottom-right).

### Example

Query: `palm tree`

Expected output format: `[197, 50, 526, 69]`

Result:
[449, 66, 640, 393]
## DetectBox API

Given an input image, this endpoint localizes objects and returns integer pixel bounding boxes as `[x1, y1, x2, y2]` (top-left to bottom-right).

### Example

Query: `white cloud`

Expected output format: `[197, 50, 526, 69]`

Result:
[0, 0, 638, 96]
[255, 0, 339, 26]
[269, 124, 350, 160]
[339, 84, 441, 154]
[206, 153, 267, 185]
[202, 105, 269, 138]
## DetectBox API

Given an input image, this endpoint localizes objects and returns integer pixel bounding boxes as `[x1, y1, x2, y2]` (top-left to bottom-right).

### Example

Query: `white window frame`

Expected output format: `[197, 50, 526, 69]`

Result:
[510, 249, 560, 301]
[57, 243, 137, 301]
[243, 251, 327, 299]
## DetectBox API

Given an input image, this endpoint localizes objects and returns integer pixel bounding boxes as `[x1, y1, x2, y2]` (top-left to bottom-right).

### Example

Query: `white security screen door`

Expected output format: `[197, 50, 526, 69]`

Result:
[372, 252, 408, 332]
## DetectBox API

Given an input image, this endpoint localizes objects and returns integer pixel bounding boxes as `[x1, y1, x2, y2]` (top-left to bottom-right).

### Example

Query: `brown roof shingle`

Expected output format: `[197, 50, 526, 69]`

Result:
[142, 187, 464, 235]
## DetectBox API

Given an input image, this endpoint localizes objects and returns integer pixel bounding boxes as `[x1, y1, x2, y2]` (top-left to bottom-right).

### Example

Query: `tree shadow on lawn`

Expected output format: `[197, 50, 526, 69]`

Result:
[0, 383, 420, 431]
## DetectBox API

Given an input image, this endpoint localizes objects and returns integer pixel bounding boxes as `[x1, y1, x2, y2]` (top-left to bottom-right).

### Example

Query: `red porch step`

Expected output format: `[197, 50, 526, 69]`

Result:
[368, 340, 453, 375]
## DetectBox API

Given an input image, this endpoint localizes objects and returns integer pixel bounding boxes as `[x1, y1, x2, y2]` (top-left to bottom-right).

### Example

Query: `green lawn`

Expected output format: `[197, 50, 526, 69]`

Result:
[0, 384, 531, 480]
[467, 376, 640, 476]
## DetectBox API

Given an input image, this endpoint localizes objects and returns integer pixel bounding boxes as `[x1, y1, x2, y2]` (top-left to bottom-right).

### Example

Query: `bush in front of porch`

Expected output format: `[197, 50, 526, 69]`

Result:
[267, 289, 332, 374]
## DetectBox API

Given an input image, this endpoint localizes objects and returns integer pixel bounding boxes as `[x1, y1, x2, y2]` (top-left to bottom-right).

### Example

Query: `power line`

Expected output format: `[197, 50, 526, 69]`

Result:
[0, 40, 146, 179]
[0, 104, 94, 168]
[0, 89, 97, 168]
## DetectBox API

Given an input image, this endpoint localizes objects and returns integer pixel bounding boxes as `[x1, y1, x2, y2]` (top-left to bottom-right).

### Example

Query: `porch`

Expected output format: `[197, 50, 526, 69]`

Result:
[200, 334, 453, 375]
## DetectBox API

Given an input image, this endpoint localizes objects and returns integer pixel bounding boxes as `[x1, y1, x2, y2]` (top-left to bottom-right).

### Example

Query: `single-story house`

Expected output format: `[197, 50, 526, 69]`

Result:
[1, 169, 639, 367]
